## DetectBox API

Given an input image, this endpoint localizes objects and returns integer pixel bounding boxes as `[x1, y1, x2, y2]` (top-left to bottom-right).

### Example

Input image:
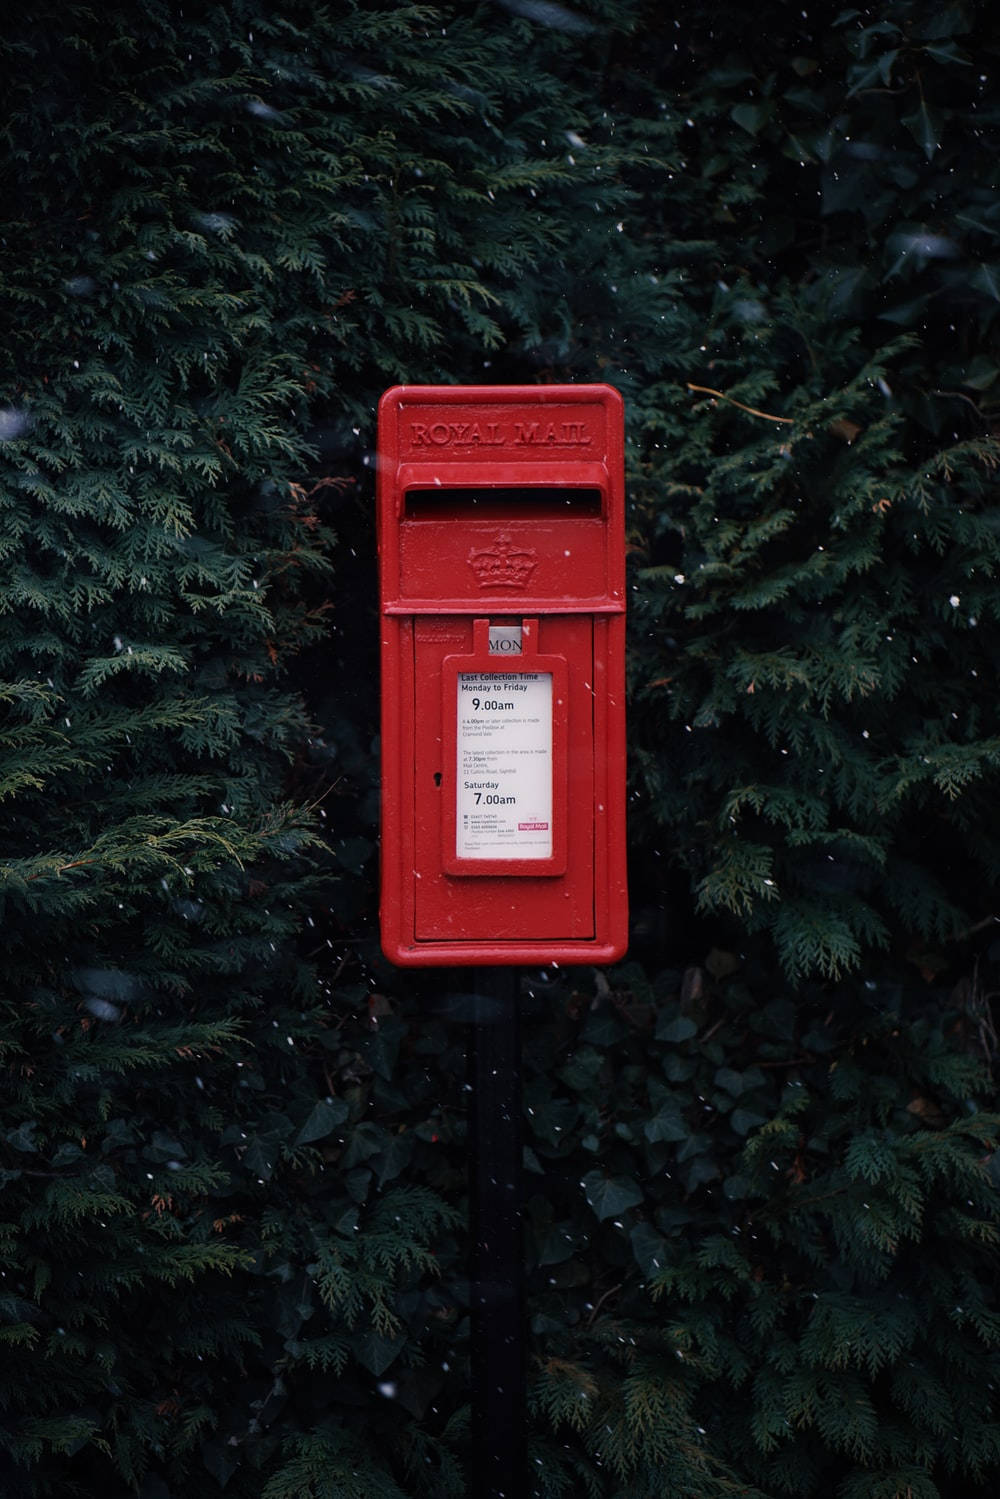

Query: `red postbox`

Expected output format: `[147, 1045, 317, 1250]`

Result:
[377, 384, 627, 966]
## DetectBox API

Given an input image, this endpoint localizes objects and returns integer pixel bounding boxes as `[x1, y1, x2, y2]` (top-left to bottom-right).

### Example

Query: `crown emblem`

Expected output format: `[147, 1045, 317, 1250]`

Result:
[467, 533, 538, 590]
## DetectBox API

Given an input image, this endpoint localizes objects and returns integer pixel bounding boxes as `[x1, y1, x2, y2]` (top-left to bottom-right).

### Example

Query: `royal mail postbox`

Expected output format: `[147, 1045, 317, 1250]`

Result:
[377, 384, 627, 966]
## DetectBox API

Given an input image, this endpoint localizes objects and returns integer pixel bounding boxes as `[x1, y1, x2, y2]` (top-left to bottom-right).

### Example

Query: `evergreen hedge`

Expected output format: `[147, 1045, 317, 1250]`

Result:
[1, 1, 998, 1497]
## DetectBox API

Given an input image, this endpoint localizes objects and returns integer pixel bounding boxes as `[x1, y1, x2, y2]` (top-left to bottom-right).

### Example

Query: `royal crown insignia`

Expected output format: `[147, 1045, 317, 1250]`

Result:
[467, 533, 538, 590]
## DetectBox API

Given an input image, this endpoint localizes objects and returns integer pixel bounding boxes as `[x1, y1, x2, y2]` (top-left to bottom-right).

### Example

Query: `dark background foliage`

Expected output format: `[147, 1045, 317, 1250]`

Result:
[1, 1, 999, 1496]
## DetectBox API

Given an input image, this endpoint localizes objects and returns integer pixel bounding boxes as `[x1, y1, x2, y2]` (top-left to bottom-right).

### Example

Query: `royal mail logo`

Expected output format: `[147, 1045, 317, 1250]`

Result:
[409, 418, 592, 448]
[468, 534, 538, 590]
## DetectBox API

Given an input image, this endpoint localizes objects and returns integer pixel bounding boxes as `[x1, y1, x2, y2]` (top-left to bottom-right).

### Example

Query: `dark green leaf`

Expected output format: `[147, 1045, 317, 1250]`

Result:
[374, 1132, 415, 1186]
[6, 1122, 37, 1154]
[295, 1097, 349, 1146]
[351, 1327, 406, 1377]
[971, 264, 1000, 303]
[535, 1220, 588, 1266]
[582, 1171, 644, 1221]
[243, 1134, 281, 1182]
[656, 1014, 698, 1043]
[901, 101, 942, 160]
[731, 1108, 768, 1136]
[714, 1067, 746, 1097]
[201, 1439, 238, 1489]
[630, 1222, 669, 1276]
[644, 1105, 688, 1143]
[731, 102, 772, 136]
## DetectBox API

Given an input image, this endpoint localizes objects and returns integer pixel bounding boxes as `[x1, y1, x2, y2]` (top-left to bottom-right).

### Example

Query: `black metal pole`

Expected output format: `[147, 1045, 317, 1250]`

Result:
[468, 966, 525, 1499]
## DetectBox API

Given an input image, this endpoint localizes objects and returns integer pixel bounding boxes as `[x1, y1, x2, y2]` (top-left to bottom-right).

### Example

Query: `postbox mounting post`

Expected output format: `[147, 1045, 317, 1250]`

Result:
[468, 966, 525, 1499]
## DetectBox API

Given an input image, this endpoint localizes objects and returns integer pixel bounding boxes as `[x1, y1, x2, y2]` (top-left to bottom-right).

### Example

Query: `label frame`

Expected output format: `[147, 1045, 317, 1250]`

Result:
[441, 618, 567, 878]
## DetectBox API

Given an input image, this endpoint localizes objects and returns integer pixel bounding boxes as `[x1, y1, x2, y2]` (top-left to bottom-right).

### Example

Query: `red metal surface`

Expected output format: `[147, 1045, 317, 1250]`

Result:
[378, 384, 627, 967]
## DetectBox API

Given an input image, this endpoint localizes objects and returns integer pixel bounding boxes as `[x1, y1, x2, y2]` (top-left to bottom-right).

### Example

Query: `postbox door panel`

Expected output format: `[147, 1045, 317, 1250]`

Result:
[411, 616, 595, 941]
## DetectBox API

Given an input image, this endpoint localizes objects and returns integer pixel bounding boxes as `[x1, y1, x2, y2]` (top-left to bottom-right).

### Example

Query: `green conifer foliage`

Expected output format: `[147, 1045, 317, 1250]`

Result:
[522, 5, 1000, 1494]
[509, 959, 1000, 1499]
[0, 3, 346, 1491]
[313, 956, 998, 1499]
[0, 1, 646, 1494]
[617, 0, 1000, 983]
[3, 0, 1000, 1496]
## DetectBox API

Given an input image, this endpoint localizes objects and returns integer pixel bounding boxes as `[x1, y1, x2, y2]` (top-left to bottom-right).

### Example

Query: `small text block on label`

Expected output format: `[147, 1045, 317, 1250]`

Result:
[456, 672, 552, 859]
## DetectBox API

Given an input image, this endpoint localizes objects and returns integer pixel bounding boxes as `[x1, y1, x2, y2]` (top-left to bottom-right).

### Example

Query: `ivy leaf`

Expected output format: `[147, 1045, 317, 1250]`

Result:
[656, 1013, 698, 1043]
[630, 1221, 669, 1276]
[677, 1132, 713, 1163]
[201, 1439, 238, 1489]
[351, 1327, 406, 1377]
[580, 1007, 626, 1046]
[731, 102, 772, 136]
[295, 1098, 349, 1146]
[344, 1168, 371, 1205]
[923, 39, 973, 65]
[901, 101, 942, 160]
[682, 1155, 720, 1189]
[715, 1065, 767, 1097]
[243, 1133, 283, 1182]
[50, 1141, 85, 1167]
[971, 264, 1000, 303]
[524, 1079, 579, 1147]
[644, 1104, 688, 1143]
[342, 1122, 386, 1167]
[664, 1053, 696, 1082]
[373, 1132, 414, 1186]
[334, 1203, 359, 1235]
[535, 1220, 588, 1266]
[363, 1017, 407, 1081]
[961, 355, 999, 390]
[714, 1067, 746, 1097]
[731, 1108, 768, 1136]
[6, 1123, 38, 1154]
[275, 1272, 315, 1340]
[557, 1047, 604, 1093]
[582, 1171, 643, 1221]
[846, 50, 899, 95]
[523, 1145, 544, 1174]
[143, 1131, 187, 1163]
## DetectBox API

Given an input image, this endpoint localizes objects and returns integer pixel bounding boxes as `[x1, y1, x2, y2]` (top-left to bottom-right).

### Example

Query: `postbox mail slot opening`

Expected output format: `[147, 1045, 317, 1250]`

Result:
[404, 487, 603, 519]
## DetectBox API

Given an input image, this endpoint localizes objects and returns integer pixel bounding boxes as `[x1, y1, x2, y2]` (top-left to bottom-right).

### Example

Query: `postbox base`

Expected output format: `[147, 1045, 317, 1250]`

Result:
[381, 936, 628, 968]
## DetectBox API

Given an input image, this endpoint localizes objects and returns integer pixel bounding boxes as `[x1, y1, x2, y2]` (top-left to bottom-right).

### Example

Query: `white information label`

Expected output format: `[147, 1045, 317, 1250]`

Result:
[456, 672, 552, 860]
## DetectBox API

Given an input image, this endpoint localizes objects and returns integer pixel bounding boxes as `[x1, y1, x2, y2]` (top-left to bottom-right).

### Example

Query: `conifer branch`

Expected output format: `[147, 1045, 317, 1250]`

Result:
[685, 383, 795, 424]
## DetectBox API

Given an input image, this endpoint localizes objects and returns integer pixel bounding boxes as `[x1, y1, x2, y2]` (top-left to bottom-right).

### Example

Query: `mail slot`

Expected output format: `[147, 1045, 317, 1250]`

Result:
[377, 384, 627, 966]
